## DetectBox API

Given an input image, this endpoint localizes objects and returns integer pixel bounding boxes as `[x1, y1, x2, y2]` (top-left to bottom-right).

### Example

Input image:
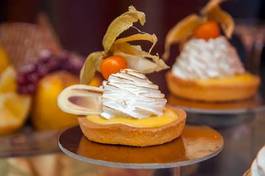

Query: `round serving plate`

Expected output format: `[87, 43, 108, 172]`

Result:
[58, 125, 223, 169]
[167, 93, 265, 127]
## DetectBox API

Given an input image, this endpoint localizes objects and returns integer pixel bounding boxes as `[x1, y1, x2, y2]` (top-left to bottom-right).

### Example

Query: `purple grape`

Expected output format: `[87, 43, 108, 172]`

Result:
[17, 74, 29, 85]
[39, 56, 50, 65]
[17, 49, 84, 95]
[27, 73, 39, 84]
[37, 65, 49, 77]
[63, 55, 84, 75]
[46, 58, 60, 71]
[19, 64, 37, 74]
[70, 57, 83, 68]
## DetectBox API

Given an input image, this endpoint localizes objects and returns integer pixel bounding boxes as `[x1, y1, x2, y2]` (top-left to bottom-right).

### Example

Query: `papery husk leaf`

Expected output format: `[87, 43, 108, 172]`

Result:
[80, 51, 105, 84]
[203, 6, 234, 38]
[163, 14, 204, 60]
[114, 52, 160, 73]
[201, 0, 224, 14]
[57, 84, 103, 116]
[112, 43, 168, 73]
[102, 6, 145, 52]
[114, 33, 157, 53]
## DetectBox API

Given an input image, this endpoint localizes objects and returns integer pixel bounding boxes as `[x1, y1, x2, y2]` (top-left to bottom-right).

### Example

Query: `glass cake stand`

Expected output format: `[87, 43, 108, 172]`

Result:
[167, 94, 265, 127]
[58, 125, 224, 176]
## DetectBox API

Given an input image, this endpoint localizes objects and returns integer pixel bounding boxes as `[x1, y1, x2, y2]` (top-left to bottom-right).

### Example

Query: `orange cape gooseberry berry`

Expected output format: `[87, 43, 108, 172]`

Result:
[100, 55, 128, 79]
[193, 21, 220, 40]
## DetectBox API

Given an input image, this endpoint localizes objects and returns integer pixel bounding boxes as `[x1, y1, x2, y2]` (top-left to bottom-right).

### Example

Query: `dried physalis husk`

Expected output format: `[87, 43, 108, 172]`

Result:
[102, 6, 146, 52]
[163, 0, 235, 60]
[201, 2, 234, 38]
[163, 14, 204, 60]
[111, 30, 168, 73]
[201, 0, 223, 13]
[112, 42, 168, 73]
[80, 5, 168, 84]
[114, 33, 158, 53]
[57, 84, 103, 116]
[114, 51, 160, 73]
[112, 33, 169, 73]
[80, 51, 104, 84]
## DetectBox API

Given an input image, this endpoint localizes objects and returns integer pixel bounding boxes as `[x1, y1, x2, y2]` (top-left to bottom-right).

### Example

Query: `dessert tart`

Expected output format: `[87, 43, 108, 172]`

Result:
[70, 69, 186, 147]
[58, 6, 186, 147]
[244, 146, 265, 176]
[164, 0, 260, 102]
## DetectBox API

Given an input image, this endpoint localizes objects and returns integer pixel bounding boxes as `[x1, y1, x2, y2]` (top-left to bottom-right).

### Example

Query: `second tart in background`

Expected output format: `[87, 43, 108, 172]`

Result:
[164, 0, 260, 102]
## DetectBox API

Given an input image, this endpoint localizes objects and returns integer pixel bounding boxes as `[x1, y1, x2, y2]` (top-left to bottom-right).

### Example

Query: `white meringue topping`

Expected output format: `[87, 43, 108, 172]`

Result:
[251, 146, 265, 176]
[101, 69, 167, 119]
[172, 36, 245, 80]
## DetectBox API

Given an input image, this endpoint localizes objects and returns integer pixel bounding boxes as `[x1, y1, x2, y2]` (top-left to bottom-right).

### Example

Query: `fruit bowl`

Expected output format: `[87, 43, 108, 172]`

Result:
[0, 21, 99, 157]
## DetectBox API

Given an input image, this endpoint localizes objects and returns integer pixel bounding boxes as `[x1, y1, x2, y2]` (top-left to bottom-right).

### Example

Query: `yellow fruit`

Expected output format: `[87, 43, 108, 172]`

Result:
[0, 48, 9, 74]
[0, 67, 16, 93]
[32, 71, 79, 130]
[0, 93, 31, 134]
[0, 67, 31, 135]
[89, 74, 102, 86]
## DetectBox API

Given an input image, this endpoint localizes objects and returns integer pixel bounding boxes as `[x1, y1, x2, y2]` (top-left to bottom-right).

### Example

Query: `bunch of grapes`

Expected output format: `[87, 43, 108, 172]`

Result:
[17, 50, 84, 94]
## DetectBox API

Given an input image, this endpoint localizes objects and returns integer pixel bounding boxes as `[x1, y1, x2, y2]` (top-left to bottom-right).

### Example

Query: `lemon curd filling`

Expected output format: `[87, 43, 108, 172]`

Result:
[86, 108, 178, 128]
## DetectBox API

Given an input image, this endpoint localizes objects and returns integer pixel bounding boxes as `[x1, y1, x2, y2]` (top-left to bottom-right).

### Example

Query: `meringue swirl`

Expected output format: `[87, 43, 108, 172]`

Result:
[251, 146, 265, 176]
[172, 36, 245, 80]
[101, 69, 167, 119]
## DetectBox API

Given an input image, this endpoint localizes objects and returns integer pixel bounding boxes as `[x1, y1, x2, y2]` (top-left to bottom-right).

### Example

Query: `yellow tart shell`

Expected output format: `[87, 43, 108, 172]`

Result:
[166, 71, 260, 102]
[78, 107, 186, 147]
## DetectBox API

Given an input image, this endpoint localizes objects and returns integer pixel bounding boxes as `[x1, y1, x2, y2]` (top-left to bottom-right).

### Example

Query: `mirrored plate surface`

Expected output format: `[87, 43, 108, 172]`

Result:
[59, 125, 223, 169]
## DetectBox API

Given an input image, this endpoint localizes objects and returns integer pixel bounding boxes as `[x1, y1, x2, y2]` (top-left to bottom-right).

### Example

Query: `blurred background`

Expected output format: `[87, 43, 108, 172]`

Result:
[0, 0, 264, 176]
[0, 0, 264, 54]
[1, 0, 265, 90]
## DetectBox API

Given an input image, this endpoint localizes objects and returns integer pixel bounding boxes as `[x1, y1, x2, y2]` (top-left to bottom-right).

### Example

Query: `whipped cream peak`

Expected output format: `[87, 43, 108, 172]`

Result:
[251, 146, 265, 176]
[172, 36, 245, 80]
[101, 69, 167, 119]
